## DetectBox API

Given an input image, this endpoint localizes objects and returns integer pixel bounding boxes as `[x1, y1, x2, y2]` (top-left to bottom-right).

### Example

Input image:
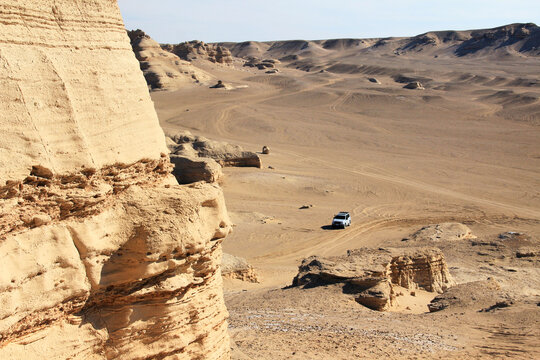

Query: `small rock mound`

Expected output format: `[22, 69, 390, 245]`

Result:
[405, 223, 476, 242]
[403, 81, 425, 90]
[368, 77, 381, 84]
[222, 253, 259, 283]
[428, 279, 506, 312]
[244, 58, 280, 70]
[292, 247, 455, 311]
[262, 146, 270, 154]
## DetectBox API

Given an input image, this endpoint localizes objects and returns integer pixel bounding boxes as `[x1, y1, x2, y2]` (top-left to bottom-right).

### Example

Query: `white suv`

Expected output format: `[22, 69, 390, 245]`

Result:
[332, 212, 351, 229]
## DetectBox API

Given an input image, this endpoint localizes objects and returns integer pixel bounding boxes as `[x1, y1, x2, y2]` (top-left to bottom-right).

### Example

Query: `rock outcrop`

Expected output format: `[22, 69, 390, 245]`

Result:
[167, 131, 261, 184]
[162, 41, 234, 64]
[0, 2, 232, 359]
[292, 247, 455, 311]
[405, 223, 476, 242]
[128, 29, 213, 90]
[222, 253, 260, 283]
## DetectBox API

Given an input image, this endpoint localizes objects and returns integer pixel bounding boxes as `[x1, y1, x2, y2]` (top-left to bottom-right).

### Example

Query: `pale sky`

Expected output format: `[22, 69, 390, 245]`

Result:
[118, 0, 540, 43]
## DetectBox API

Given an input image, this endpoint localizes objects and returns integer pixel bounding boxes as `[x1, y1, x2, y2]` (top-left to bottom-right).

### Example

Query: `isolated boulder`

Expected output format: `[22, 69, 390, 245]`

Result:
[262, 146, 270, 154]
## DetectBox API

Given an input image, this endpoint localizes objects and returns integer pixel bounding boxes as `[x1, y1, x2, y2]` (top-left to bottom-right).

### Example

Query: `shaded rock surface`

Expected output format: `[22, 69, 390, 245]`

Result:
[222, 253, 260, 283]
[0, 2, 232, 359]
[292, 247, 455, 311]
[128, 29, 213, 90]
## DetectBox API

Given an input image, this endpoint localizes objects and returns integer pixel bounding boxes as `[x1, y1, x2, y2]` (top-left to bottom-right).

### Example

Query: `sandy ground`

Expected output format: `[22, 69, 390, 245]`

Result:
[152, 52, 540, 359]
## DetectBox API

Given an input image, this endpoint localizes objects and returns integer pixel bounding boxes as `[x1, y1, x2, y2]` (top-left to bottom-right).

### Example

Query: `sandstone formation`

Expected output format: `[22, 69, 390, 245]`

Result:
[221, 253, 260, 283]
[292, 247, 455, 311]
[168, 130, 262, 168]
[405, 223, 476, 242]
[128, 29, 213, 90]
[0, 2, 232, 359]
[162, 41, 233, 64]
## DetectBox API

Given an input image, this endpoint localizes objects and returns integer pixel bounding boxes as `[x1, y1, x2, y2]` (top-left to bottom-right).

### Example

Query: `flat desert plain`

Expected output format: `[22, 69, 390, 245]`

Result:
[152, 46, 539, 359]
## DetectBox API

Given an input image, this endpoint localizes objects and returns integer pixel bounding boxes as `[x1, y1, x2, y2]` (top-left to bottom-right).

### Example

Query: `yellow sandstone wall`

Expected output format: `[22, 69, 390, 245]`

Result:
[0, 1, 232, 359]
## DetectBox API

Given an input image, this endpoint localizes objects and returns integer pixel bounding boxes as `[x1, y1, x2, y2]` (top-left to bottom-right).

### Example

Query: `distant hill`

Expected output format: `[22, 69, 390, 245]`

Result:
[218, 23, 540, 60]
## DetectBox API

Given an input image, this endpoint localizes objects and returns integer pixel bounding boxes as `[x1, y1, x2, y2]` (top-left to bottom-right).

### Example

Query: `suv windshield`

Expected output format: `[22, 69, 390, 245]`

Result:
[334, 215, 346, 220]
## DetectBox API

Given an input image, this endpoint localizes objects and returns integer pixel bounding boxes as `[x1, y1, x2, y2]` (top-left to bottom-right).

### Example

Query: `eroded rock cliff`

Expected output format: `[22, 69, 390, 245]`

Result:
[0, 1, 232, 359]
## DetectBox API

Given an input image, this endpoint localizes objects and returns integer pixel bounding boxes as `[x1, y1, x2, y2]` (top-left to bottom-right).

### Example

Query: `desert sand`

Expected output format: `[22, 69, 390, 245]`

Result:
[1, 7, 538, 359]
[151, 25, 540, 359]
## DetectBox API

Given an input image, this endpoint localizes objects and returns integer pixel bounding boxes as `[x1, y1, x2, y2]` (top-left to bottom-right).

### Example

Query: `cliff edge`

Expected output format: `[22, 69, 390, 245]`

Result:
[0, 1, 232, 359]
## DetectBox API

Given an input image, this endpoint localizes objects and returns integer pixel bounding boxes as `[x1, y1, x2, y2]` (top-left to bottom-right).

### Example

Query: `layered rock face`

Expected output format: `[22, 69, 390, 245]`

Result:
[0, 1, 232, 359]
[128, 30, 214, 91]
[162, 41, 234, 64]
[292, 247, 455, 311]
